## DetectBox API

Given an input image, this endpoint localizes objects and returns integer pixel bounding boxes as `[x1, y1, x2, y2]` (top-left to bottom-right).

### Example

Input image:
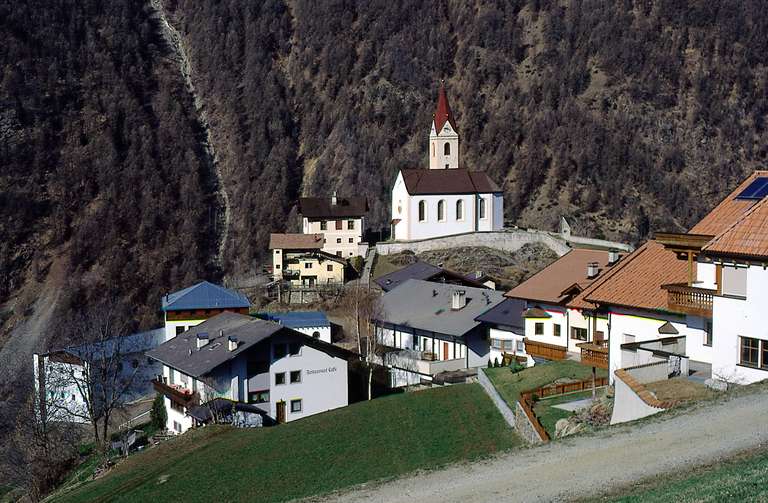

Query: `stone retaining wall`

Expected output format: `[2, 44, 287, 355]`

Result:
[376, 230, 573, 257]
[514, 401, 546, 444]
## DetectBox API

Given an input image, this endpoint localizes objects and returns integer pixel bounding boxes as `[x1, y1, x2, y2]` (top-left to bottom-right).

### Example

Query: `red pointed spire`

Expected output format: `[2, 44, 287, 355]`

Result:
[433, 81, 456, 133]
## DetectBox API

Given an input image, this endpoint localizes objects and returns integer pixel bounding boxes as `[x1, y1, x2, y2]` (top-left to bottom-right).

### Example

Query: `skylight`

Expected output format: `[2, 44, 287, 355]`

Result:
[735, 177, 768, 200]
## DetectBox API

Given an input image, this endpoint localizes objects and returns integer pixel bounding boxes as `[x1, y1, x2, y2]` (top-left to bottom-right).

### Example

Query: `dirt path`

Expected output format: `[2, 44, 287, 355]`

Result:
[319, 390, 768, 502]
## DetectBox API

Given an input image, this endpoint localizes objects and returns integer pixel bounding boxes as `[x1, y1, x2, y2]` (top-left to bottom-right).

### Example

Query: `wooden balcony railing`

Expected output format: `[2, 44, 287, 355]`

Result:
[523, 338, 567, 361]
[152, 378, 199, 406]
[576, 341, 609, 369]
[662, 283, 713, 317]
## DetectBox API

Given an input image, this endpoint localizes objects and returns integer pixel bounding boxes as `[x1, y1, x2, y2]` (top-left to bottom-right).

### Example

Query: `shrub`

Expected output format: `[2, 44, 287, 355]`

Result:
[150, 393, 167, 432]
[493, 357, 500, 368]
[487, 358, 493, 368]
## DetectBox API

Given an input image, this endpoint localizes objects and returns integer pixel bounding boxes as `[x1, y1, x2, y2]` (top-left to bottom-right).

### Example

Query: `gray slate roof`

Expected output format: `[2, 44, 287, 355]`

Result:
[474, 298, 526, 329]
[161, 281, 250, 312]
[146, 312, 282, 377]
[375, 279, 505, 337]
[374, 261, 443, 291]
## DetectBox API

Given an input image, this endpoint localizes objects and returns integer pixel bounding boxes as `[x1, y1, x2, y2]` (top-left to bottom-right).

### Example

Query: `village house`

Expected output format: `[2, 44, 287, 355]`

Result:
[374, 260, 488, 292]
[474, 298, 531, 367]
[390, 83, 504, 241]
[373, 279, 504, 387]
[269, 233, 346, 288]
[147, 312, 351, 433]
[503, 249, 622, 362]
[33, 328, 165, 424]
[299, 193, 368, 257]
[162, 281, 251, 342]
[583, 171, 768, 388]
[256, 311, 333, 343]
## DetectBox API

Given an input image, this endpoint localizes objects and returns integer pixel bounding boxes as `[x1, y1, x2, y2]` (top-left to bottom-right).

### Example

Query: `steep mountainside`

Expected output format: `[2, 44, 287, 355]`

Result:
[2, 0, 768, 339]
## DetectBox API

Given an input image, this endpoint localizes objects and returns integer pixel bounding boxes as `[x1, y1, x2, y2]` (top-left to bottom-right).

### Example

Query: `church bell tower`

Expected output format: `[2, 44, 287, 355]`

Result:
[429, 82, 459, 170]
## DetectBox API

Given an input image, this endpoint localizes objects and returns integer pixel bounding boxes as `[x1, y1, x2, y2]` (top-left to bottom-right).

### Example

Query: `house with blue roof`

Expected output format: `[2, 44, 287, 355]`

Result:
[161, 281, 251, 342]
[255, 311, 332, 343]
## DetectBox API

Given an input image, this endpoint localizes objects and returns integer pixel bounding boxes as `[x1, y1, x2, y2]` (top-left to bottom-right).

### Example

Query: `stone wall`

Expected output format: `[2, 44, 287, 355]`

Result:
[514, 401, 546, 444]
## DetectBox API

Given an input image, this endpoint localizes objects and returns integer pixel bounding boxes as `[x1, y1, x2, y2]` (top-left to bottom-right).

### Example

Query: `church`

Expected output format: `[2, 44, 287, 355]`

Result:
[390, 83, 504, 241]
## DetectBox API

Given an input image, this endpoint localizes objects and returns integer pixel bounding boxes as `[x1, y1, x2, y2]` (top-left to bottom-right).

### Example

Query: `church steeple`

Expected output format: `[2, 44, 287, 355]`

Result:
[429, 81, 459, 170]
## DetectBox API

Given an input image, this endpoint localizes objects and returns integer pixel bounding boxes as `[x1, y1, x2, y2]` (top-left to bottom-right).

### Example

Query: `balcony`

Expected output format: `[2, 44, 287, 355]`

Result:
[383, 349, 466, 376]
[152, 378, 199, 406]
[577, 341, 609, 369]
[523, 338, 567, 361]
[662, 283, 713, 317]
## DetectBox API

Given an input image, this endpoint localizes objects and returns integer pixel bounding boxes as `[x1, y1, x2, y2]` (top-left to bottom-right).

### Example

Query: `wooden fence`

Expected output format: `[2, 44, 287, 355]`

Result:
[519, 392, 550, 442]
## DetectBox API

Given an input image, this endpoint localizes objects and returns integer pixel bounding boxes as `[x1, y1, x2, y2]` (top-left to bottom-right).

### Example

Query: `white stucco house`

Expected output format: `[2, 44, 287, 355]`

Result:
[146, 312, 351, 433]
[584, 171, 768, 387]
[299, 193, 367, 258]
[390, 83, 503, 241]
[256, 311, 333, 344]
[474, 298, 532, 367]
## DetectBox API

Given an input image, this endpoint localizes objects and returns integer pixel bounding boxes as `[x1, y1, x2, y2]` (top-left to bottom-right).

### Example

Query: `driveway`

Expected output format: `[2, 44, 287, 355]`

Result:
[318, 388, 768, 502]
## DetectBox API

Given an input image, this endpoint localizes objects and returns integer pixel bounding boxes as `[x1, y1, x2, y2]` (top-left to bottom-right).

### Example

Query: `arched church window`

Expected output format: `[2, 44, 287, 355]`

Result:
[456, 199, 464, 220]
[437, 200, 446, 221]
[444, 142, 451, 155]
[479, 198, 487, 219]
[418, 200, 426, 222]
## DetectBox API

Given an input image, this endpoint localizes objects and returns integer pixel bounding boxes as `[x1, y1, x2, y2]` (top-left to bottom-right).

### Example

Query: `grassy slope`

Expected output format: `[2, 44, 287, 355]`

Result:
[604, 448, 768, 502]
[54, 384, 518, 503]
[485, 360, 607, 408]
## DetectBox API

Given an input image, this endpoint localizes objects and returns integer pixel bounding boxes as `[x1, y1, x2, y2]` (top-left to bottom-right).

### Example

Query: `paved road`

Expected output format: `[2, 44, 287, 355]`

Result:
[319, 390, 768, 502]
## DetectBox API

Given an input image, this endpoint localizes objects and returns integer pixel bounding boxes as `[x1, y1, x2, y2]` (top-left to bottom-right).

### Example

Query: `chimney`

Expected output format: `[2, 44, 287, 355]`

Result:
[219, 329, 224, 338]
[475, 270, 483, 280]
[587, 262, 599, 279]
[608, 249, 620, 265]
[196, 333, 209, 349]
[451, 290, 467, 310]
[331, 191, 338, 205]
[228, 336, 238, 352]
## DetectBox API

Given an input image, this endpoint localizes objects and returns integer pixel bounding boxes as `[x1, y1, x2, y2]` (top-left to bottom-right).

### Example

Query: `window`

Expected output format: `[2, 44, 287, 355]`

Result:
[249, 390, 269, 403]
[571, 327, 588, 341]
[176, 326, 185, 336]
[173, 421, 182, 433]
[170, 400, 184, 413]
[740, 337, 760, 368]
[444, 142, 451, 155]
[335, 220, 343, 230]
[290, 399, 302, 413]
[553, 324, 561, 337]
[289, 342, 301, 356]
[491, 338, 503, 349]
[304, 262, 313, 269]
[320, 221, 327, 230]
[413, 334, 420, 350]
[275, 372, 286, 385]
[516, 340, 525, 352]
[418, 200, 426, 221]
[535, 323, 544, 336]
[456, 199, 464, 220]
[479, 198, 487, 219]
[336, 251, 342, 257]
[131, 359, 139, 369]
[437, 200, 446, 221]
[275, 250, 281, 254]
[336, 238, 342, 244]
[502, 340, 515, 351]
[290, 370, 302, 383]
[275, 264, 281, 269]
[327, 264, 333, 272]
[348, 238, 354, 243]
[704, 321, 713, 347]
[445, 164, 449, 169]
[274, 343, 287, 359]
[347, 220, 355, 230]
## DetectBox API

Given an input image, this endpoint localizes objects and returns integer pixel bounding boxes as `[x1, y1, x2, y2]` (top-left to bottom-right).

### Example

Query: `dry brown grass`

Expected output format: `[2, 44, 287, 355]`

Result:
[645, 377, 717, 403]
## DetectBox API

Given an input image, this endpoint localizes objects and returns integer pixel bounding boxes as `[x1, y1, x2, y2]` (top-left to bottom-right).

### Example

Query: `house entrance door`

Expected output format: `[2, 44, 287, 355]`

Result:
[276, 401, 286, 424]
[443, 342, 449, 360]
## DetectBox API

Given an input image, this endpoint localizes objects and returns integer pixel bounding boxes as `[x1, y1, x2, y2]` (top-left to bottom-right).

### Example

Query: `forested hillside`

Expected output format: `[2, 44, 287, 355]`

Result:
[2, 0, 768, 338]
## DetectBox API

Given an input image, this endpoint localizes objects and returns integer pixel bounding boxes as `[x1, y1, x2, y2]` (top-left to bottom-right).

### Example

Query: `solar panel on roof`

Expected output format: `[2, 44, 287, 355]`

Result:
[736, 177, 768, 200]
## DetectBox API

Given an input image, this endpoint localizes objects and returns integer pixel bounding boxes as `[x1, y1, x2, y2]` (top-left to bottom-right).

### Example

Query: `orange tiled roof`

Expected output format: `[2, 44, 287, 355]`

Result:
[689, 171, 768, 235]
[584, 240, 688, 312]
[702, 197, 768, 258]
[505, 249, 619, 305]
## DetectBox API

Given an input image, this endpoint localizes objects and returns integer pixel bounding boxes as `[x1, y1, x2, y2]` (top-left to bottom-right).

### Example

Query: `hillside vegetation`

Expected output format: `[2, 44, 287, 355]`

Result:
[52, 384, 518, 503]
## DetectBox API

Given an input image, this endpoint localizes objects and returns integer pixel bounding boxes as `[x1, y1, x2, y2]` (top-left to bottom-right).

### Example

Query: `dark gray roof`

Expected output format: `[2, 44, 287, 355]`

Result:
[375, 280, 505, 337]
[299, 196, 368, 218]
[474, 298, 526, 329]
[374, 262, 443, 291]
[147, 312, 352, 377]
[161, 281, 250, 312]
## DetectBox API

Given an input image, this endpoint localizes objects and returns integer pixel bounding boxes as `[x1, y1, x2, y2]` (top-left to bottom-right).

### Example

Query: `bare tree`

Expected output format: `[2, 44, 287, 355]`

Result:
[43, 301, 139, 449]
[344, 284, 383, 400]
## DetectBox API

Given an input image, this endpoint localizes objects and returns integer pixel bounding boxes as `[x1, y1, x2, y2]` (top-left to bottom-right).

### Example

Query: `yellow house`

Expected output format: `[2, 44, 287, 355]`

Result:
[269, 233, 346, 287]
